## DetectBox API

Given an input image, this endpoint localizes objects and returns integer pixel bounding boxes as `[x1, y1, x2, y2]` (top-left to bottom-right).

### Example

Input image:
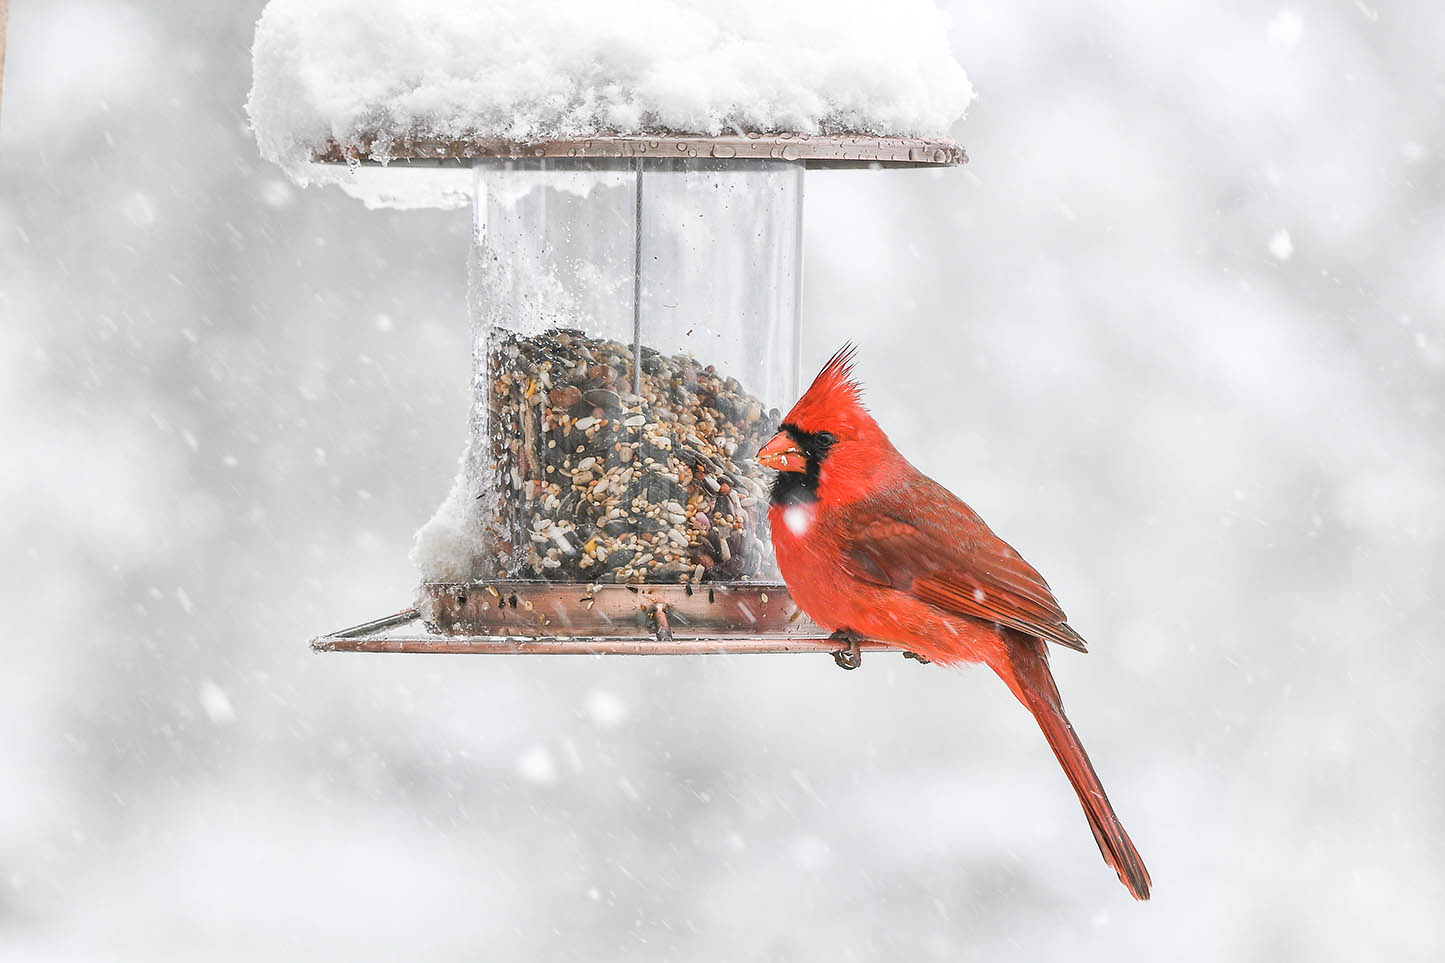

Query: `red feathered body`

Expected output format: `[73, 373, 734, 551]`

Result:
[760, 346, 1152, 901]
[773, 469, 1017, 672]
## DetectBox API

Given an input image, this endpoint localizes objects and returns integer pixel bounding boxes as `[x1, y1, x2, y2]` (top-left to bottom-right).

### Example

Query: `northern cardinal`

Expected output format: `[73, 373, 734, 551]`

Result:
[757, 345, 1151, 900]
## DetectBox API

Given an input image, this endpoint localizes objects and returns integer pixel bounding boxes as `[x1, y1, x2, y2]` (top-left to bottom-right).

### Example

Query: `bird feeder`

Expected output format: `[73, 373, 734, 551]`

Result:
[247, 1, 970, 658]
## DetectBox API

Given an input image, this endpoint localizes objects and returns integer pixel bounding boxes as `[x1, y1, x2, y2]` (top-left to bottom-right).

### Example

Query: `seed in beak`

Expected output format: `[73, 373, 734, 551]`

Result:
[757, 432, 806, 472]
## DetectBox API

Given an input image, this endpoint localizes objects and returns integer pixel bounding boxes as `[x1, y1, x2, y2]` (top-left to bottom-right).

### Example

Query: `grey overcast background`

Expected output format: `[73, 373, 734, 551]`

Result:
[3, 2, 1442, 960]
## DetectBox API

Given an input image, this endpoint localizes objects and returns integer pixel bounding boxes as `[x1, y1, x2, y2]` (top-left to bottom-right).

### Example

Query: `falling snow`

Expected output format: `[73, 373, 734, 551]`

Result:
[515, 746, 559, 785]
[2, 2, 1443, 961]
[1267, 9, 1305, 48]
[783, 504, 814, 537]
[1269, 228, 1295, 261]
[197, 682, 236, 726]
[584, 690, 629, 729]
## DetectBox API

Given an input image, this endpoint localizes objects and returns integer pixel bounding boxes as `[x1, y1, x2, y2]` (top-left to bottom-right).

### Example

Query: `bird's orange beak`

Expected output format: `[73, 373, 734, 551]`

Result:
[757, 431, 806, 473]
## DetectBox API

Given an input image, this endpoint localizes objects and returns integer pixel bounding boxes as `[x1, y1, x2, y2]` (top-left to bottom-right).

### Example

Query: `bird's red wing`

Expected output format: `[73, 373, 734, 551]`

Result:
[836, 482, 1088, 653]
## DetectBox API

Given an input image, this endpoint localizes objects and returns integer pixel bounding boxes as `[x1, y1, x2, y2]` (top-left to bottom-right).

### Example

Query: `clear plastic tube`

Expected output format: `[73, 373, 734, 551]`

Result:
[417, 158, 804, 587]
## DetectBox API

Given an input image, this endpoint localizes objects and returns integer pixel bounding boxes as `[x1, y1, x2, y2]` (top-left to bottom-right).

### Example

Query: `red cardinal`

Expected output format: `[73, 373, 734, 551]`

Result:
[757, 345, 1151, 900]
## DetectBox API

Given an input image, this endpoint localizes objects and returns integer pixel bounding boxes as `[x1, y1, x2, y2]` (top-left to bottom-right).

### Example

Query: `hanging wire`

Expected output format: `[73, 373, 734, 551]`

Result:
[631, 159, 645, 396]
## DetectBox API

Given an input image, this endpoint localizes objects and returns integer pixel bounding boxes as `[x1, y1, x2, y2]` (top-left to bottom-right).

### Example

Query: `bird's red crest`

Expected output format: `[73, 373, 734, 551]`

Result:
[783, 343, 867, 432]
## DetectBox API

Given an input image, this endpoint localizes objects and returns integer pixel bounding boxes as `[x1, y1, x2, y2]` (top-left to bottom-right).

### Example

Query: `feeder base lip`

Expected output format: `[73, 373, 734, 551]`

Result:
[311, 582, 905, 656]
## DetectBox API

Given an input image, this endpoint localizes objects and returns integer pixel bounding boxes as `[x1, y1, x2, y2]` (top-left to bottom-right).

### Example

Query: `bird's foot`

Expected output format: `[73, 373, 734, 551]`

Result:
[902, 651, 931, 664]
[829, 629, 864, 671]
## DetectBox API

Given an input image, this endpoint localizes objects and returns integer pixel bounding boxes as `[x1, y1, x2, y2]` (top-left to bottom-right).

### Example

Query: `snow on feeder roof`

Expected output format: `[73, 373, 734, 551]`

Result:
[247, 0, 973, 184]
[255, 0, 971, 659]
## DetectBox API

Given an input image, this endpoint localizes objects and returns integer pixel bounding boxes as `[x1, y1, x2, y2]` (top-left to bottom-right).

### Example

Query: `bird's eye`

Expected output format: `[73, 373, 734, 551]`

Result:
[815, 431, 837, 448]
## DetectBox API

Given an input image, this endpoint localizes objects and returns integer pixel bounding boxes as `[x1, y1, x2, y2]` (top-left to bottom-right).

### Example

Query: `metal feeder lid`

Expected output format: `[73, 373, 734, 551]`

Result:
[313, 132, 966, 170]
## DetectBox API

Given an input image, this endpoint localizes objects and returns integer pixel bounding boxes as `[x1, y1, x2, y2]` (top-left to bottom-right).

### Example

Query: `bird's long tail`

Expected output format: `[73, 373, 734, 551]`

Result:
[997, 633, 1152, 901]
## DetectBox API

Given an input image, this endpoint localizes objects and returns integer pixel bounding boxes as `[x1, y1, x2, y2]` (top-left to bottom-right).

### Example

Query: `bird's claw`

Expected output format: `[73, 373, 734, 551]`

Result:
[829, 629, 863, 671]
[902, 651, 931, 664]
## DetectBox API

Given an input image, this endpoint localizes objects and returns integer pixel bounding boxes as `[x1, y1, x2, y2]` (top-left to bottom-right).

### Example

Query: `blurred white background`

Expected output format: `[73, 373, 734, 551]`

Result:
[2, 1, 1442, 960]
